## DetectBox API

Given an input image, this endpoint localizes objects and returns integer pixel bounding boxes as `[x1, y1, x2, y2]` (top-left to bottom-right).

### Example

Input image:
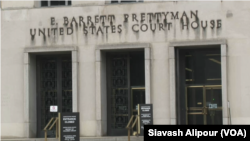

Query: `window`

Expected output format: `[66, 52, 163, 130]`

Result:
[41, 0, 71, 7]
[111, 0, 143, 3]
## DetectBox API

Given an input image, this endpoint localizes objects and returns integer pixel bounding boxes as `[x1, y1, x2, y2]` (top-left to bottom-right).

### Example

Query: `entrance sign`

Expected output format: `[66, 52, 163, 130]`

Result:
[60, 113, 80, 141]
[139, 104, 153, 136]
[50, 105, 58, 112]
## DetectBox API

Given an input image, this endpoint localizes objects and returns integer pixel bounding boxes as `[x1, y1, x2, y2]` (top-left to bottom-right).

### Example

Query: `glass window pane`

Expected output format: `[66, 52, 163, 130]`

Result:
[187, 87, 203, 107]
[51, 1, 65, 6]
[41, 1, 48, 7]
[184, 49, 221, 85]
[121, 0, 136, 2]
[60, 1, 66, 5]
[50, 1, 58, 6]
[111, 0, 119, 3]
[130, 52, 145, 86]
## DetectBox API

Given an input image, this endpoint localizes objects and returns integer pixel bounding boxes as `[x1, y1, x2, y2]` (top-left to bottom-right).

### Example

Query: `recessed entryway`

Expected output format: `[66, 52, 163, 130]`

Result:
[175, 47, 223, 125]
[106, 50, 145, 135]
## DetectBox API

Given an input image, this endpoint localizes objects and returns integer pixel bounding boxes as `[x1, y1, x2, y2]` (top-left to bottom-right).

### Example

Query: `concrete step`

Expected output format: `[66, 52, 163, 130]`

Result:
[1, 136, 144, 141]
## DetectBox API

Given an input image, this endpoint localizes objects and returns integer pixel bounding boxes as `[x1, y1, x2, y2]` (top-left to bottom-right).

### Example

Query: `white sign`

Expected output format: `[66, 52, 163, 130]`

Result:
[209, 104, 217, 109]
[50, 105, 58, 112]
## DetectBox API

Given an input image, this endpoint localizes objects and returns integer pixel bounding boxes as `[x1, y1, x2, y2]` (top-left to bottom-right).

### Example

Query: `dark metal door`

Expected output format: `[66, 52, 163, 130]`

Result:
[107, 53, 130, 136]
[37, 54, 72, 137]
[107, 51, 145, 136]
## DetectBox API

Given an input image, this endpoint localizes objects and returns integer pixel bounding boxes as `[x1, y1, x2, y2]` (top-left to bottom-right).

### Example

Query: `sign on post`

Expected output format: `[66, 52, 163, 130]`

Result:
[139, 104, 153, 136]
[60, 113, 80, 141]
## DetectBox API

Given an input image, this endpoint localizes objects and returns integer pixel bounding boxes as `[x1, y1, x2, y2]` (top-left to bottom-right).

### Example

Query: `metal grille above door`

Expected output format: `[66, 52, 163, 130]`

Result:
[37, 54, 72, 137]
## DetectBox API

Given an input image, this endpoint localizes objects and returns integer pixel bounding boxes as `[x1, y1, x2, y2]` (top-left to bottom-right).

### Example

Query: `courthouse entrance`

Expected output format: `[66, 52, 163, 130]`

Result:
[36, 54, 72, 137]
[106, 50, 145, 135]
[176, 47, 223, 125]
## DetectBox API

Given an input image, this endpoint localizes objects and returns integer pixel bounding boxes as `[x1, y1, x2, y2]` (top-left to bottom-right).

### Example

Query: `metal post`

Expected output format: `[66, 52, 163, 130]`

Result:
[44, 118, 54, 141]
[137, 115, 140, 136]
[45, 130, 47, 141]
[58, 112, 61, 141]
[138, 104, 140, 135]
[128, 128, 130, 141]
[56, 118, 58, 138]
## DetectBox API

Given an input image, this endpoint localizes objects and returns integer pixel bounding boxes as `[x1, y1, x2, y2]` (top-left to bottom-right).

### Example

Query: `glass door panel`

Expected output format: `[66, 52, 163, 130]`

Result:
[186, 86, 205, 124]
[131, 87, 145, 133]
[206, 86, 222, 125]
[131, 88, 145, 115]
[188, 115, 204, 125]
[187, 87, 203, 108]
[186, 85, 222, 125]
